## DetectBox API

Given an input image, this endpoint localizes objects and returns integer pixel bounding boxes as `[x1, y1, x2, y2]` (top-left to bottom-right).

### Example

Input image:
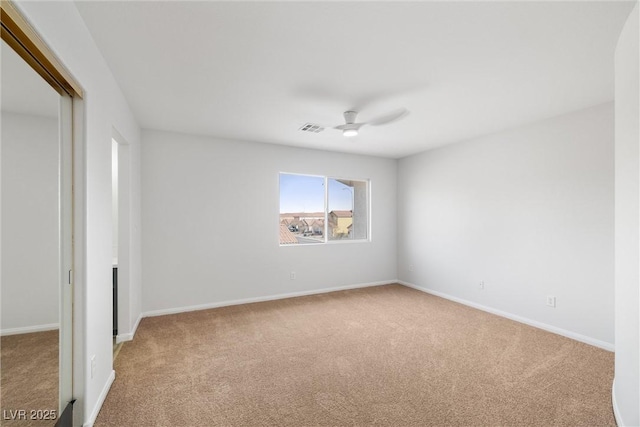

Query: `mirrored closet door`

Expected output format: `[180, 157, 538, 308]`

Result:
[1, 31, 73, 426]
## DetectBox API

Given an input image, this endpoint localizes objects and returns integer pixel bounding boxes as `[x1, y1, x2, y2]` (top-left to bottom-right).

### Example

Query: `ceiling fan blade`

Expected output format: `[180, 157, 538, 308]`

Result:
[367, 108, 409, 126]
[334, 123, 365, 131]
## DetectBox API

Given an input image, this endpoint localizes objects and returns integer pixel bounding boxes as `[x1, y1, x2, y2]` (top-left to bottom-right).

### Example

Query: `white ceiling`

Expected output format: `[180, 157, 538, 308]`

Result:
[75, 1, 634, 159]
[1, 39, 59, 118]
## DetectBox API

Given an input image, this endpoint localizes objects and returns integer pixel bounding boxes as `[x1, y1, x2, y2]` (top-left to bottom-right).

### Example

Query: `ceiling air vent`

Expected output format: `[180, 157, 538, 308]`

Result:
[299, 123, 324, 133]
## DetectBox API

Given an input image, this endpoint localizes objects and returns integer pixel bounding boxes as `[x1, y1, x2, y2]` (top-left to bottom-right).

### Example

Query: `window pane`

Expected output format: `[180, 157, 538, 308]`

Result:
[328, 178, 368, 240]
[279, 173, 325, 245]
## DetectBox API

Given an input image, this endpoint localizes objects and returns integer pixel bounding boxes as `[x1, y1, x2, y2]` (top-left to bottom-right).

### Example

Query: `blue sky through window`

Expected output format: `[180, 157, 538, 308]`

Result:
[279, 174, 353, 213]
[328, 179, 353, 212]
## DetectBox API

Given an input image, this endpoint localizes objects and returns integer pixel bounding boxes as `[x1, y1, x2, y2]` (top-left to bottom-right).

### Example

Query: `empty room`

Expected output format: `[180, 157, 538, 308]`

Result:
[1, 1, 640, 426]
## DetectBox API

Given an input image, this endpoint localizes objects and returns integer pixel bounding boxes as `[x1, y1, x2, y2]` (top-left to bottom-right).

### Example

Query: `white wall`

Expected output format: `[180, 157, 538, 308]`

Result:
[141, 130, 397, 314]
[613, 4, 640, 426]
[1, 112, 58, 333]
[398, 103, 615, 348]
[14, 2, 143, 425]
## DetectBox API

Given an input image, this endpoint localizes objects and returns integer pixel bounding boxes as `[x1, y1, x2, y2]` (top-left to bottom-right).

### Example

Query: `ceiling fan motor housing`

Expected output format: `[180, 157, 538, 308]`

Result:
[344, 110, 358, 124]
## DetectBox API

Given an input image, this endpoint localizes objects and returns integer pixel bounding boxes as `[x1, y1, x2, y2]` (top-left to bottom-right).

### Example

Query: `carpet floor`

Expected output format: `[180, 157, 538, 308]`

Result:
[95, 284, 614, 426]
[1, 330, 58, 426]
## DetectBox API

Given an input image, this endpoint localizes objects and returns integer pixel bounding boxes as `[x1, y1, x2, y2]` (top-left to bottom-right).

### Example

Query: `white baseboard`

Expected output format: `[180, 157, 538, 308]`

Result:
[399, 281, 614, 352]
[115, 313, 142, 343]
[0, 323, 59, 336]
[143, 280, 395, 318]
[83, 370, 115, 427]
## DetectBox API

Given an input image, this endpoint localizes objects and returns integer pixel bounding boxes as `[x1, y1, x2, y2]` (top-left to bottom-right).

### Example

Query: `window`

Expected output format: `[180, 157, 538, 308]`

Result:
[279, 173, 369, 245]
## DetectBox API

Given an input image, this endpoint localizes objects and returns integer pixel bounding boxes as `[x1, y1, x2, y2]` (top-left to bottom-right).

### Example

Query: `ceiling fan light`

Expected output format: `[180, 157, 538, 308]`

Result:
[343, 129, 358, 137]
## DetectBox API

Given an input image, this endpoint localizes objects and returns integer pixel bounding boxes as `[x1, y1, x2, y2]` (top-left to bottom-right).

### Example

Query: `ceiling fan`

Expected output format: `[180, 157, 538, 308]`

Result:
[334, 108, 409, 137]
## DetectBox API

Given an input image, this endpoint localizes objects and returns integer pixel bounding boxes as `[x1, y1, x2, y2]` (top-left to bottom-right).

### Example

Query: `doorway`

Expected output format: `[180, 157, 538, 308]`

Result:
[112, 139, 119, 339]
[111, 132, 131, 348]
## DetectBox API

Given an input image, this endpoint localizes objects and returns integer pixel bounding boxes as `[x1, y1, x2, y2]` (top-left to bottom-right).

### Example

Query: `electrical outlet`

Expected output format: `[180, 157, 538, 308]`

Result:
[479, 281, 485, 290]
[91, 355, 96, 379]
[546, 295, 556, 308]
[290, 271, 296, 280]
[409, 264, 414, 272]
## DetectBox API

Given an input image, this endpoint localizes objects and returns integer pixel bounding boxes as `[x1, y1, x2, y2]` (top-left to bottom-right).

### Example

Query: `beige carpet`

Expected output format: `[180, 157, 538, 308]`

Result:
[96, 284, 614, 426]
[1, 330, 58, 426]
